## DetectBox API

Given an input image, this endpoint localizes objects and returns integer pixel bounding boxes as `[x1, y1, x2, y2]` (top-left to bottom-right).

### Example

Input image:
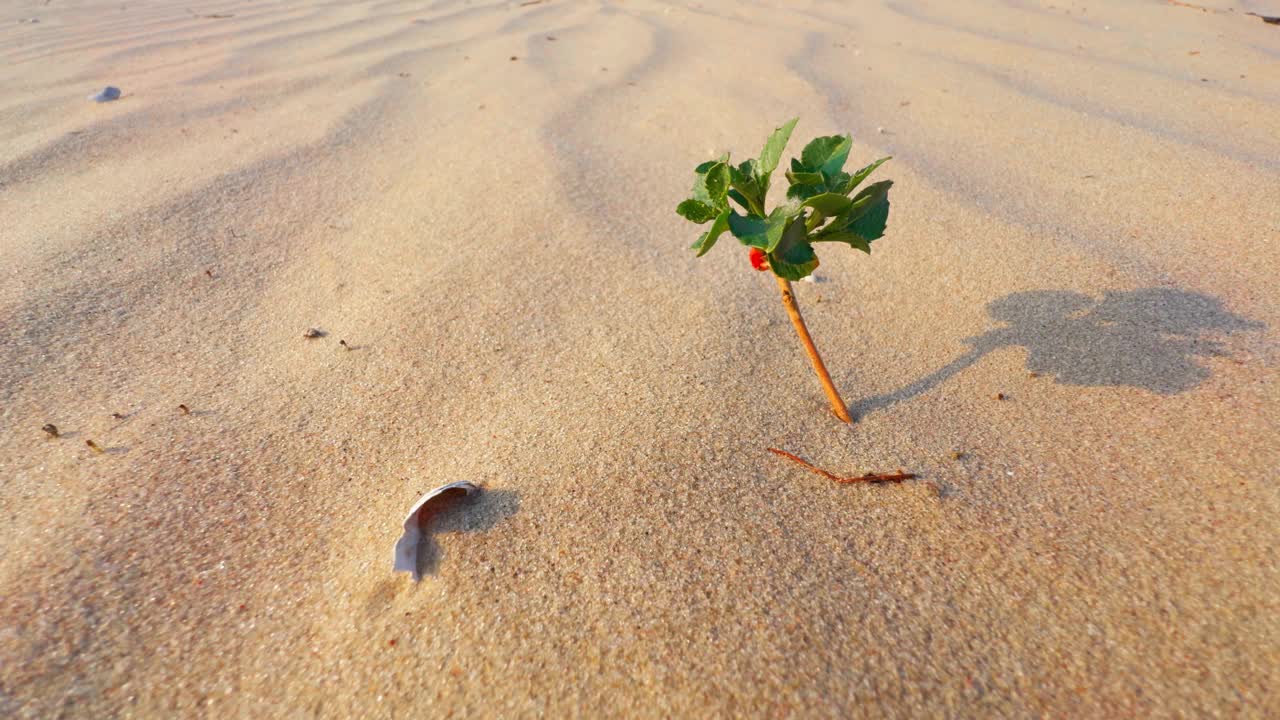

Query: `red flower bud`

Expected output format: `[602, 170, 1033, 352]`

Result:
[749, 247, 768, 271]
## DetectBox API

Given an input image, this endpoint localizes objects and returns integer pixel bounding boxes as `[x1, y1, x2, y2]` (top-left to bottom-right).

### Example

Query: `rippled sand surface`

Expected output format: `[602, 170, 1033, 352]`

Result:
[2, 0, 1278, 716]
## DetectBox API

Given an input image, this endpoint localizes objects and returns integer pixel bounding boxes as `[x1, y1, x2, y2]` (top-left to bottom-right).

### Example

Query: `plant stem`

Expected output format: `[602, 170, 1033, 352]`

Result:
[774, 276, 853, 423]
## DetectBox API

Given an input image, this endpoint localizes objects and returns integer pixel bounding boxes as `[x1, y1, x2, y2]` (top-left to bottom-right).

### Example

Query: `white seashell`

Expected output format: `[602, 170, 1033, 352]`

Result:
[392, 481, 479, 581]
[90, 86, 121, 102]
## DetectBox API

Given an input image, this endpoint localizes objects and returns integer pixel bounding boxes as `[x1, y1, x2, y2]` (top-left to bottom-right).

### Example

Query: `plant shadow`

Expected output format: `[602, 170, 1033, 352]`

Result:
[414, 488, 520, 578]
[851, 288, 1263, 416]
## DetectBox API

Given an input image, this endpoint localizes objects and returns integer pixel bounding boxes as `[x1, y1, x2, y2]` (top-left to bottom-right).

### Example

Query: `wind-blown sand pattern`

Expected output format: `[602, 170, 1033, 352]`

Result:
[2, 0, 1278, 716]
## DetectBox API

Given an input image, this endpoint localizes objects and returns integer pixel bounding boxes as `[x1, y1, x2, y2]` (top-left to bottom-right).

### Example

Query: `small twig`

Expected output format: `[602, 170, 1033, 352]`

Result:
[767, 447, 915, 484]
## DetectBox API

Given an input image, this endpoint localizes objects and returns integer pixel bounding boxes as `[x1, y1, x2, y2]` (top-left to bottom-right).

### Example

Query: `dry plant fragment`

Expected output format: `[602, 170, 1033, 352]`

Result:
[178, 404, 191, 414]
[767, 447, 915, 484]
[86, 440, 105, 453]
[42, 423, 59, 437]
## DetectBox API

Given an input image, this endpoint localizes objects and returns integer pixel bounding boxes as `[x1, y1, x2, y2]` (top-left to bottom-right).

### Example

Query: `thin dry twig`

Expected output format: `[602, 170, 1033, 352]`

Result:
[1166, 0, 1215, 12]
[767, 447, 915, 484]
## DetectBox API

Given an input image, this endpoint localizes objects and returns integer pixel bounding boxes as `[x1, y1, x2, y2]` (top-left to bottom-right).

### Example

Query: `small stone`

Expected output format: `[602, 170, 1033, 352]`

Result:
[995, 392, 1006, 401]
[42, 423, 59, 437]
[90, 86, 122, 103]
[303, 328, 325, 339]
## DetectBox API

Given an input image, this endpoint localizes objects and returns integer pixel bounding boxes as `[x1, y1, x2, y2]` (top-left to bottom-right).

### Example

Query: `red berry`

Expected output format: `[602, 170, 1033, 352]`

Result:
[749, 247, 768, 271]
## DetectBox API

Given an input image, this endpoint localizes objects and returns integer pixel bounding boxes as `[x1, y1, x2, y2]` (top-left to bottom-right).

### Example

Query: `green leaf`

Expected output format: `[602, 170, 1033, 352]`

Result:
[727, 189, 751, 211]
[828, 171, 851, 193]
[758, 117, 799, 175]
[785, 170, 824, 186]
[847, 193, 890, 243]
[811, 230, 871, 254]
[800, 135, 852, 178]
[842, 156, 890, 194]
[786, 181, 826, 203]
[676, 199, 717, 224]
[767, 217, 819, 280]
[691, 210, 732, 256]
[704, 162, 730, 204]
[730, 160, 763, 213]
[727, 207, 793, 251]
[801, 192, 853, 215]
[691, 162, 732, 206]
[847, 179, 892, 220]
[819, 180, 892, 232]
[813, 181, 891, 251]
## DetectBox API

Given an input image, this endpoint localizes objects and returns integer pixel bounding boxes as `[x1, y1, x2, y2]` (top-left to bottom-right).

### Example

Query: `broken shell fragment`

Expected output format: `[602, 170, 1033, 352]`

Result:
[90, 86, 121, 103]
[393, 481, 479, 581]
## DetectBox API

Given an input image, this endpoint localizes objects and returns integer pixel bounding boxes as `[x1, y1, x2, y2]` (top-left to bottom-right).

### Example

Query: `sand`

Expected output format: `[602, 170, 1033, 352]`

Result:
[2, 0, 1278, 716]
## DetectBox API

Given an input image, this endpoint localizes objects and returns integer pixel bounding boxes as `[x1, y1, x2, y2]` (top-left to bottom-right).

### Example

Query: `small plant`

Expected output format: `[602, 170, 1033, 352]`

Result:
[676, 118, 893, 423]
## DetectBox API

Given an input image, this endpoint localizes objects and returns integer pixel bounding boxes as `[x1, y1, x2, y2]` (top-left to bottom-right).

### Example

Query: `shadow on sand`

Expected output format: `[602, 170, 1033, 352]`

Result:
[851, 288, 1262, 416]
[413, 488, 520, 578]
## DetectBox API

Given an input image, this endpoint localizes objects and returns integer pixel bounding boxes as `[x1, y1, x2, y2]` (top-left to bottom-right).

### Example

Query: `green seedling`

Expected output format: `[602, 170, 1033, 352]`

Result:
[676, 118, 893, 423]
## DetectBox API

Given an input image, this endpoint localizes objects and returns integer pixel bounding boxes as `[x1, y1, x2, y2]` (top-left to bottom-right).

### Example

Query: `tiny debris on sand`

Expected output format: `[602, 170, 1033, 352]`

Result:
[42, 424, 59, 437]
[303, 328, 326, 339]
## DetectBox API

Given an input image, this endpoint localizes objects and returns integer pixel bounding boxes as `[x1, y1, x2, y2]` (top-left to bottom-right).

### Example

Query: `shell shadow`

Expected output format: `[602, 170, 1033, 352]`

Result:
[413, 488, 520, 578]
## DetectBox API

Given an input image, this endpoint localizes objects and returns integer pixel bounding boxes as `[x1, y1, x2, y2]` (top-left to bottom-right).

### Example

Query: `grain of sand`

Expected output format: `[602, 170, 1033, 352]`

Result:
[2, 0, 1278, 716]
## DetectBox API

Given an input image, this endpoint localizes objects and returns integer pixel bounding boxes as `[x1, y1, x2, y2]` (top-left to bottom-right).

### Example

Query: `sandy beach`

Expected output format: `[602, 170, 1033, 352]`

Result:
[2, 0, 1278, 715]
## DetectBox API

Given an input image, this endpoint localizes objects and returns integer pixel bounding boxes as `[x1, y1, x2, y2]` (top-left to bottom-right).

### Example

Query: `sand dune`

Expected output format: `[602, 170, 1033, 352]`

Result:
[2, 0, 1277, 716]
